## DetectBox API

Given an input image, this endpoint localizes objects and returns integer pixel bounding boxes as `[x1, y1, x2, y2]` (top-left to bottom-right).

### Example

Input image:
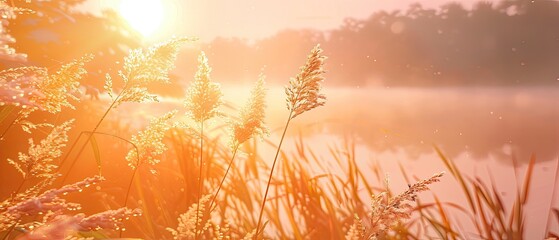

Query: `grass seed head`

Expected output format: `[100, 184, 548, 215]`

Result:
[184, 51, 223, 123]
[285, 44, 327, 119]
[231, 75, 269, 148]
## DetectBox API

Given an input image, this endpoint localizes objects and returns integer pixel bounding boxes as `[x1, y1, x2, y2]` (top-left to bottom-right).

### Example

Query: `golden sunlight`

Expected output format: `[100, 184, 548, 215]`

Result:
[119, 0, 163, 37]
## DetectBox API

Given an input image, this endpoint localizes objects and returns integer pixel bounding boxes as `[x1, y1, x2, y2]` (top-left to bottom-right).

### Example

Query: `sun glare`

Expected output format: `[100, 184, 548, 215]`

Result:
[119, 0, 163, 37]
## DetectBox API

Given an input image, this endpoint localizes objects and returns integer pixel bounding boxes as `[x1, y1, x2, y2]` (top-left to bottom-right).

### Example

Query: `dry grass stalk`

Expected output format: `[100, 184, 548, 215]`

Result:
[184, 51, 223, 123]
[60, 38, 188, 185]
[209, 76, 268, 212]
[120, 110, 178, 237]
[231, 74, 268, 148]
[7, 119, 74, 183]
[126, 110, 177, 169]
[285, 44, 327, 119]
[25, 54, 93, 116]
[255, 44, 327, 239]
[0, 55, 91, 136]
[346, 215, 366, 240]
[0, 175, 104, 233]
[348, 172, 444, 239]
[0, 67, 47, 110]
[167, 193, 256, 240]
[167, 194, 212, 240]
[22, 207, 141, 239]
[108, 37, 192, 107]
[183, 51, 223, 240]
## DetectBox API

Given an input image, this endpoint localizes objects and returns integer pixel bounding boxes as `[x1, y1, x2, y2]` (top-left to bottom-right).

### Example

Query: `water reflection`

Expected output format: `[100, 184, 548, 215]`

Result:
[259, 87, 559, 164]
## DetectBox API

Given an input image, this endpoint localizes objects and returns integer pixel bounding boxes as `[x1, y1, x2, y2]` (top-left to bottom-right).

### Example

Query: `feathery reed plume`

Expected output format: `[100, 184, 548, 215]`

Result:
[285, 44, 326, 119]
[255, 44, 326, 239]
[0, 67, 46, 109]
[0, 55, 90, 137]
[20, 54, 94, 118]
[167, 194, 254, 239]
[184, 51, 223, 123]
[243, 229, 257, 240]
[231, 75, 268, 148]
[60, 37, 189, 185]
[126, 110, 177, 169]
[167, 194, 212, 240]
[121, 110, 177, 236]
[350, 172, 444, 239]
[0, 176, 104, 233]
[7, 119, 74, 193]
[210, 76, 268, 211]
[110, 37, 193, 107]
[22, 207, 141, 239]
[184, 51, 222, 240]
[345, 215, 366, 240]
[76, 207, 142, 231]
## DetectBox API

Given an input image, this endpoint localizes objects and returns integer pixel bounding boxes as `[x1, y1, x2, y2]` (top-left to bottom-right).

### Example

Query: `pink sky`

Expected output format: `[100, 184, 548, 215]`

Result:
[81, 0, 484, 41]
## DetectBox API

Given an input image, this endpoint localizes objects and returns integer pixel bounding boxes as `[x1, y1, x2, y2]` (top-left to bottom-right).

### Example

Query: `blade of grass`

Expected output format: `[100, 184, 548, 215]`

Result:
[89, 133, 102, 175]
[0, 105, 15, 124]
[545, 156, 559, 237]
[520, 154, 536, 204]
[435, 146, 476, 215]
[474, 185, 494, 240]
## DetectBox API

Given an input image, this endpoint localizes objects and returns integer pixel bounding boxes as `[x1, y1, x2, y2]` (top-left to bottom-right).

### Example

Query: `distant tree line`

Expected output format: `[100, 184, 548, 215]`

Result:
[4, 0, 559, 93]
[180, 0, 559, 87]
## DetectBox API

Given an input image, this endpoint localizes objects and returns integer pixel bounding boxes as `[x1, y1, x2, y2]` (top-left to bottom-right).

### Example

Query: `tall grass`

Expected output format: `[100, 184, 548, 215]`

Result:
[423, 147, 559, 239]
[2, 32, 556, 240]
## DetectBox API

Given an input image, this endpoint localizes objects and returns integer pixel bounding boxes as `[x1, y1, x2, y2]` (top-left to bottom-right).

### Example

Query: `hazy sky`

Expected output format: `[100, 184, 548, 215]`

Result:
[81, 0, 484, 42]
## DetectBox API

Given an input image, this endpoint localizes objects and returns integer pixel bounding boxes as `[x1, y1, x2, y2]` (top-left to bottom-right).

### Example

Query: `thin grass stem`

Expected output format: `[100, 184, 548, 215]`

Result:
[254, 110, 293, 239]
[4, 178, 26, 239]
[194, 121, 204, 240]
[209, 145, 239, 212]
[58, 82, 129, 185]
[545, 156, 559, 237]
[120, 162, 140, 238]
[1, 220, 18, 240]
[0, 111, 21, 140]
[13, 178, 26, 197]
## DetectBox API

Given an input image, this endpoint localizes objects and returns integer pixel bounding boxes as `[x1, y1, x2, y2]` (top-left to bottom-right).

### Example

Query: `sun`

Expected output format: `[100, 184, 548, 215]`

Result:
[119, 0, 164, 37]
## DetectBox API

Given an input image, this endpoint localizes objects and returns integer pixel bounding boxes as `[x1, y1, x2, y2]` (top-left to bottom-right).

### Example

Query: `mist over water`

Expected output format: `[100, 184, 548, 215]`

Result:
[251, 86, 559, 164]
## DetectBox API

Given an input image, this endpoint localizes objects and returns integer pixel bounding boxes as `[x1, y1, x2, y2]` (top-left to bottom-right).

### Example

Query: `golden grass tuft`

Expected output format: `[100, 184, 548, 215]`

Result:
[7, 119, 74, 181]
[0, 67, 47, 109]
[0, 175, 106, 234]
[32, 54, 93, 114]
[126, 110, 177, 169]
[231, 74, 268, 148]
[345, 172, 444, 239]
[184, 51, 223, 123]
[167, 194, 212, 240]
[255, 44, 328, 239]
[285, 44, 327, 119]
[109, 37, 192, 107]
